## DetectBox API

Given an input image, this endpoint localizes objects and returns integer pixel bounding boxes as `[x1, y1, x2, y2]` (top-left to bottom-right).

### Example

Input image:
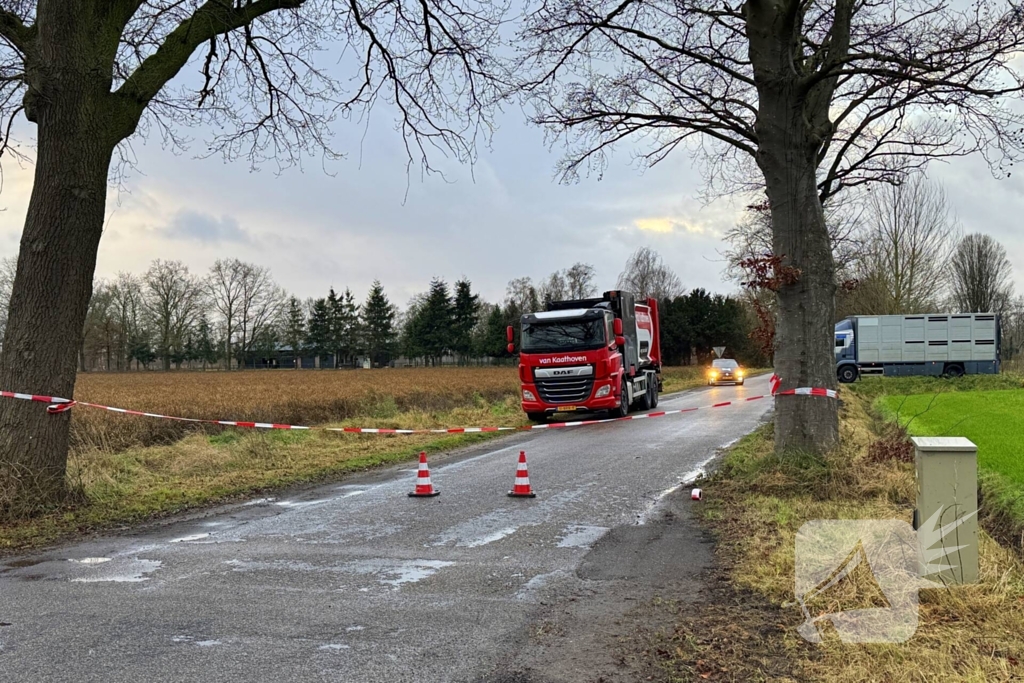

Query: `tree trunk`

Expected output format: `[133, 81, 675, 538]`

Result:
[756, 89, 839, 455]
[0, 1, 125, 513]
[0, 115, 115, 512]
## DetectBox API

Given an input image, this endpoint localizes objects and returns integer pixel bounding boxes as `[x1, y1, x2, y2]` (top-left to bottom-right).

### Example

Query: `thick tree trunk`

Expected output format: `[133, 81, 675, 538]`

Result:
[0, 1, 120, 514]
[756, 89, 839, 455]
[0, 127, 115, 512]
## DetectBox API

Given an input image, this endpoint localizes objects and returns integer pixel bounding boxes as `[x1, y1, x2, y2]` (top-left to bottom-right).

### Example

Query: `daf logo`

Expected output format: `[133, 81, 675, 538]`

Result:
[553, 369, 572, 376]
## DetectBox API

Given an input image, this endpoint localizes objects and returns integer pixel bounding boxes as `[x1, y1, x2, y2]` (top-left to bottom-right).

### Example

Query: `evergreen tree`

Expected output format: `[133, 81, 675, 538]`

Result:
[195, 314, 218, 369]
[478, 304, 511, 359]
[418, 278, 454, 365]
[339, 288, 361, 366]
[283, 296, 306, 368]
[451, 278, 480, 364]
[362, 281, 397, 367]
[326, 287, 341, 368]
[306, 298, 332, 367]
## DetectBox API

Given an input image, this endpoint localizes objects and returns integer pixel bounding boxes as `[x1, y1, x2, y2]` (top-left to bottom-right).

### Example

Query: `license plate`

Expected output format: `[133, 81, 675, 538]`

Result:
[560, 406, 579, 411]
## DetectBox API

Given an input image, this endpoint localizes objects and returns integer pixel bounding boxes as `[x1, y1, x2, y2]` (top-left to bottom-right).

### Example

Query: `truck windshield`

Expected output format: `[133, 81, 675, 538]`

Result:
[522, 319, 606, 353]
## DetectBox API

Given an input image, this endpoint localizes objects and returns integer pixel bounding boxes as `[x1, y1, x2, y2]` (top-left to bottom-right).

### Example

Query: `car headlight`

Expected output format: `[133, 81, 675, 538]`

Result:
[595, 385, 611, 398]
[523, 389, 536, 402]
[736, 370, 744, 377]
[709, 371, 718, 378]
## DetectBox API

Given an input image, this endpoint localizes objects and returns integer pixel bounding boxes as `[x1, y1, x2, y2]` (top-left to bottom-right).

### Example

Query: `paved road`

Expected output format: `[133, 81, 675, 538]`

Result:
[0, 375, 772, 683]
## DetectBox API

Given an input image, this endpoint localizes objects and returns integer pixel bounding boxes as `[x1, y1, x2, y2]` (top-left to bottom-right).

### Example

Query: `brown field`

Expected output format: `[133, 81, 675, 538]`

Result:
[68, 365, 713, 453]
[70, 367, 520, 452]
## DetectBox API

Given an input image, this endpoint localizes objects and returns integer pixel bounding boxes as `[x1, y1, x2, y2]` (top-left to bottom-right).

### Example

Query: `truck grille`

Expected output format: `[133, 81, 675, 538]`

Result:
[535, 375, 595, 404]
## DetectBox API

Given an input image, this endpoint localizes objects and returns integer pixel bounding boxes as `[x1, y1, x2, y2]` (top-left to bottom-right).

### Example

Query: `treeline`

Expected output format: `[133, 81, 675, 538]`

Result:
[726, 173, 1024, 360]
[0, 249, 765, 371]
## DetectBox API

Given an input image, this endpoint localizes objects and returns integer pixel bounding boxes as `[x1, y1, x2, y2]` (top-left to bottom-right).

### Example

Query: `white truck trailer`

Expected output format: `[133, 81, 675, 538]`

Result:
[835, 313, 1000, 383]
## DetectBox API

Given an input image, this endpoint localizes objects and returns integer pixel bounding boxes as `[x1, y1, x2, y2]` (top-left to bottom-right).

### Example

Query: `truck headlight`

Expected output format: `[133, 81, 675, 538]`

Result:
[595, 385, 611, 398]
[523, 389, 536, 402]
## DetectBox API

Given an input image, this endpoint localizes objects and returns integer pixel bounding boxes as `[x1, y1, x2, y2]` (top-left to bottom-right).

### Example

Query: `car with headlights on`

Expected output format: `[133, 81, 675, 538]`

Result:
[708, 358, 744, 386]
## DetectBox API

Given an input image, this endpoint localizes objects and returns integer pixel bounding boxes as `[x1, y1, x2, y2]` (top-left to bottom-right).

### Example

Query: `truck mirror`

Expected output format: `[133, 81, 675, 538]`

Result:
[613, 318, 623, 335]
[615, 335, 625, 347]
[506, 326, 514, 343]
[507, 342, 515, 354]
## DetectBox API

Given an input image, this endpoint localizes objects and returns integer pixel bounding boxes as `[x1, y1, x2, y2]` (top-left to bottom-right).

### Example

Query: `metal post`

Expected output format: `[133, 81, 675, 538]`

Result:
[912, 436, 979, 585]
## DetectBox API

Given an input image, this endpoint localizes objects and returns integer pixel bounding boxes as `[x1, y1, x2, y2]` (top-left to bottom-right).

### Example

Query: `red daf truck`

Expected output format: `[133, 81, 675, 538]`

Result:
[506, 290, 663, 423]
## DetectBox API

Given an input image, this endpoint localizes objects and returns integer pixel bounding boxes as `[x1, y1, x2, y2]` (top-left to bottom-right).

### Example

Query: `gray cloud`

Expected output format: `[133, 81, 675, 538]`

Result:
[161, 210, 251, 245]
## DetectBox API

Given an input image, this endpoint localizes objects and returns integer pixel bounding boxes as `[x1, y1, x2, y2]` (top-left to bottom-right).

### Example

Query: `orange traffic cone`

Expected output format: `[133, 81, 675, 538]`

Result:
[408, 451, 440, 497]
[508, 450, 536, 498]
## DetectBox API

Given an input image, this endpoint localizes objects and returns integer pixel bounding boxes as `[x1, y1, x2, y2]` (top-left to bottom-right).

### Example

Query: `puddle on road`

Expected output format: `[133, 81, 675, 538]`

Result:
[346, 558, 456, 587]
[170, 534, 211, 543]
[70, 558, 162, 583]
[556, 525, 609, 549]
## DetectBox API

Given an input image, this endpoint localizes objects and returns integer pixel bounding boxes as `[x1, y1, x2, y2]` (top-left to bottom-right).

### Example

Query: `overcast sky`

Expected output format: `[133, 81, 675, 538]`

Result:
[1, 100, 1023, 310]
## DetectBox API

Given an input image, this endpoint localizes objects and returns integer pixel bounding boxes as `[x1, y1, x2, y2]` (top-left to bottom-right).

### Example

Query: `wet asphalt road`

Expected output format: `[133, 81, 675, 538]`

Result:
[0, 375, 772, 683]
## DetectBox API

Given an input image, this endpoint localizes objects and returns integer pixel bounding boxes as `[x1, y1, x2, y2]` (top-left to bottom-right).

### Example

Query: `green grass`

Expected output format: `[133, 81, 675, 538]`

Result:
[878, 389, 1024, 487]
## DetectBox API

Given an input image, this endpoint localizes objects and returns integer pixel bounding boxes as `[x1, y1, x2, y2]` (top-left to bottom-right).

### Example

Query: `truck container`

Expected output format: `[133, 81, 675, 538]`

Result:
[835, 313, 1000, 383]
[509, 290, 662, 422]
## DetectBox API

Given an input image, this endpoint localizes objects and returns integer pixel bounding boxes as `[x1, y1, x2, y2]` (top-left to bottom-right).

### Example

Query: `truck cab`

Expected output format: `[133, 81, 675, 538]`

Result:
[514, 291, 662, 423]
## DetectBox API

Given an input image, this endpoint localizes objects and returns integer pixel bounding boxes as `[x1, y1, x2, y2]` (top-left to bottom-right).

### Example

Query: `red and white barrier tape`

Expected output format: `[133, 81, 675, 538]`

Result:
[0, 380, 837, 435]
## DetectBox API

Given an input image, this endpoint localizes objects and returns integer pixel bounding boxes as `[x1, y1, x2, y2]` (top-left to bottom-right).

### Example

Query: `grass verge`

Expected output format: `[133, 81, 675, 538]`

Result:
[860, 374, 1024, 555]
[0, 398, 525, 553]
[645, 388, 1024, 681]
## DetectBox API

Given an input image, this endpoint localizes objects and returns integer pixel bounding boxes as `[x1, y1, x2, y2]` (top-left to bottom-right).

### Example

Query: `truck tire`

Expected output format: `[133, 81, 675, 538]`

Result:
[635, 377, 653, 411]
[838, 365, 858, 384]
[526, 412, 547, 424]
[613, 378, 630, 418]
[650, 380, 660, 409]
[943, 363, 965, 378]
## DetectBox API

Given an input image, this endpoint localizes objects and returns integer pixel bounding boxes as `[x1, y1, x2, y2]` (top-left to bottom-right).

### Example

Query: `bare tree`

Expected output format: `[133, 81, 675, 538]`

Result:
[109, 272, 145, 371]
[505, 277, 540, 315]
[617, 247, 682, 301]
[516, 0, 1024, 454]
[950, 233, 1014, 314]
[850, 174, 960, 314]
[207, 259, 246, 370]
[1000, 295, 1024, 361]
[80, 282, 114, 371]
[0, 0, 507, 508]
[538, 270, 568, 306]
[565, 262, 597, 299]
[724, 198, 863, 284]
[237, 265, 284, 369]
[143, 260, 204, 371]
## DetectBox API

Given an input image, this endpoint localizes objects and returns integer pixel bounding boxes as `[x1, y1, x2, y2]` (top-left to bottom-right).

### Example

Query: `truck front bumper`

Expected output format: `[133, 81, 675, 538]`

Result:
[520, 381, 621, 414]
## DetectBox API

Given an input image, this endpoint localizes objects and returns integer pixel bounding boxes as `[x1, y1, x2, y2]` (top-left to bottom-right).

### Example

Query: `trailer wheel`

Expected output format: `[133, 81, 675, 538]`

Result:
[650, 379, 660, 409]
[943, 363, 965, 378]
[837, 365, 859, 384]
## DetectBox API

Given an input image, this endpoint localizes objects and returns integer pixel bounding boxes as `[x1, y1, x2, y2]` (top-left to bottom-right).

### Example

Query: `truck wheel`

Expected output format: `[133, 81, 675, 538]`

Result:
[943, 364, 965, 378]
[613, 379, 630, 418]
[636, 379, 653, 411]
[650, 381, 660, 409]
[526, 412, 547, 424]
[838, 365, 858, 384]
